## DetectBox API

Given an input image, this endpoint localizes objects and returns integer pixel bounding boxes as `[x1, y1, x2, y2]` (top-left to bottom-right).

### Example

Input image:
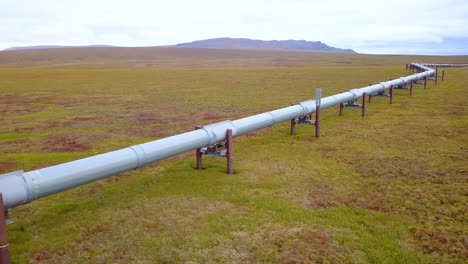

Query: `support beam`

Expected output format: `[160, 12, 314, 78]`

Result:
[435, 67, 438, 85]
[410, 82, 413, 96]
[0, 193, 10, 264]
[390, 85, 394, 104]
[315, 106, 320, 137]
[290, 118, 296, 135]
[226, 129, 233, 175]
[339, 103, 344, 116]
[424, 76, 427, 89]
[362, 93, 367, 117]
[195, 126, 203, 170]
[442, 70, 445, 81]
[315, 88, 321, 138]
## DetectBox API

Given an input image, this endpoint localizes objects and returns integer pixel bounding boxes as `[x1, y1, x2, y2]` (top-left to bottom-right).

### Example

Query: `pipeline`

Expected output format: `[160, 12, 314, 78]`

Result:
[0, 63, 465, 210]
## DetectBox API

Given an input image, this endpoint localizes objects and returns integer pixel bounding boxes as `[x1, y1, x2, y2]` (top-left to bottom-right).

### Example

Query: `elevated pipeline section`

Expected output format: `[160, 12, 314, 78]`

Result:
[0, 63, 466, 210]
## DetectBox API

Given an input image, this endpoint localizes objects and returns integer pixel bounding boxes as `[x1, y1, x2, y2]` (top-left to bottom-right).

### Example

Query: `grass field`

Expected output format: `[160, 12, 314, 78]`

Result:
[1, 47, 467, 263]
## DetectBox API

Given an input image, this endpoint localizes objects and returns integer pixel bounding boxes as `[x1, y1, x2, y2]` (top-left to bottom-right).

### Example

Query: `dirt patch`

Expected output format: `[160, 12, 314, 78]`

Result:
[3, 106, 47, 116]
[41, 134, 92, 152]
[32, 249, 67, 262]
[79, 224, 109, 242]
[278, 230, 343, 263]
[13, 126, 36, 133]
[133, 112, 165, 124]
[203, 113, 227, 121]
[0, 95, 38, 104]
[0, 161, 16, 172]
[413, 229, 467, 258]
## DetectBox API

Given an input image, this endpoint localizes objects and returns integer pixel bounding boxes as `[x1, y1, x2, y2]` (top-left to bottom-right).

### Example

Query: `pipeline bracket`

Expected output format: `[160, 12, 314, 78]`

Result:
[296, 114, 316, 125]
[200, 143, 228, 157]
[202, 121, 237, 145]
[195, 129, 234, 174]
[371, 90, 390, 97]
[339, 93, 368, 117]
[410, 80, 424, 86]
[343, 100, 362, 108]
[394, 84, 410, 90]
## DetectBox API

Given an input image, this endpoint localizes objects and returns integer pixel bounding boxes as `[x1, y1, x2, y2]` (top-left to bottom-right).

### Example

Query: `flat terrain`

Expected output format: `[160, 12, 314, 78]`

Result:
[0, 47, 467, 263]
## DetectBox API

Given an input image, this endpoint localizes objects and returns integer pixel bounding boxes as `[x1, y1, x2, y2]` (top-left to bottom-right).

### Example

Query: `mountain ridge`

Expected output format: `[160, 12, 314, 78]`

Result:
[3, 38, 355, 53]
[176, 38, 356, 53]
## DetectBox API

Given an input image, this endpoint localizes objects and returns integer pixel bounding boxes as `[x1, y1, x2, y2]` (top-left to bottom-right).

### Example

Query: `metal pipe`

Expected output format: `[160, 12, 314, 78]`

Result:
[0, 63, 464, 210]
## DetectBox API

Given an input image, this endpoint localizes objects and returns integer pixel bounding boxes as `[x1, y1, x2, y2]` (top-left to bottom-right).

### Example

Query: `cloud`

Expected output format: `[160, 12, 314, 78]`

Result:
[1, 0, 467, 54]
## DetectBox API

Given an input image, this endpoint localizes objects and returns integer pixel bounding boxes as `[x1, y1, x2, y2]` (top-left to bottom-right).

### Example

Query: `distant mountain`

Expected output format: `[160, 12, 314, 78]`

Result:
[176, 38, 356, 53]
[3, 39, 356, 53]
[4, 45, 114, 51]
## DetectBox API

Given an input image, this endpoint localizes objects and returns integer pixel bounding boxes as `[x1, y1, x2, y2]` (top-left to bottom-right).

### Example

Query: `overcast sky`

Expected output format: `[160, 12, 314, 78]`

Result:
[1, 0, 467, 54]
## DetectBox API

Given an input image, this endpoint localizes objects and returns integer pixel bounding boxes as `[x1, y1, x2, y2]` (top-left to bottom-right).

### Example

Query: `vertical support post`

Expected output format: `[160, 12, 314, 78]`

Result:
[410, 82, 413, 96]
[338, 91, 344, 116]
[315, 88, 321, 138]
[424, 76, 427, 89]
[442, 70, 445, 81]
[290, 119, 296, 135]
[226, 129, 233, 175]
[194, 126, 203, 170]
[435, 67, 438, 85]
[390, 85, 394, 104]
[368, 93, 372, 103]
[0, 193, 11, 264]
[362, 93, 367, 117]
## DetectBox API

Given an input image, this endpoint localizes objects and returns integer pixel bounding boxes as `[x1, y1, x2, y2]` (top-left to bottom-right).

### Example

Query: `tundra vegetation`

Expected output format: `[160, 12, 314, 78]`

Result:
[0, 47, 467, 263]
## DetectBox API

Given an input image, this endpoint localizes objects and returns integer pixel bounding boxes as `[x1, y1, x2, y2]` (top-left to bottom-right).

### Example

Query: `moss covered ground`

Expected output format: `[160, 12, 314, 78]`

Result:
[0, 48, 467, 263]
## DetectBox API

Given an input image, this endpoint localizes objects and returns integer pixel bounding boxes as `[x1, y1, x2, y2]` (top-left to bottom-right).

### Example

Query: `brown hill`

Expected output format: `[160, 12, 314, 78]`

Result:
[176, 38, 356, 53]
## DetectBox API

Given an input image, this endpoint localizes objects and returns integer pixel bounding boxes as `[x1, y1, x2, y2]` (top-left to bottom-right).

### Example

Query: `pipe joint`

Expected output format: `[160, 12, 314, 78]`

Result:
[129, 145, 147, 168]
[348, 89, 362, 99]
[0, 170, 31, 209]
[202, 120, 237, 145]
[299, 100, 315, 115]
[379, 82, 387, 90]
[267, 112, 278, 124]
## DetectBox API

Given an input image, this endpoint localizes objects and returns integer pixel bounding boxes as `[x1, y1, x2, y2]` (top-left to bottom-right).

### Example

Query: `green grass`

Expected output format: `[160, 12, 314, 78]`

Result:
[1, 48, 467, 263]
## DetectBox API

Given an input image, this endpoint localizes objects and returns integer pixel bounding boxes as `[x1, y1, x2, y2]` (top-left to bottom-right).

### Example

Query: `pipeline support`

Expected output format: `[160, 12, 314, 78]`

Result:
[226, 129, 233, 175]
[362, 93, 367, 117]
[0, 194, 10, 264]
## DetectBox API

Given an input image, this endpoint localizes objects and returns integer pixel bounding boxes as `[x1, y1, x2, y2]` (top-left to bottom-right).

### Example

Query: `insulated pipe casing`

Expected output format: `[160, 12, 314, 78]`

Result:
[320, 92, 354, 108]
[0, 171, 30, 209]
[202, 121, 237, 144]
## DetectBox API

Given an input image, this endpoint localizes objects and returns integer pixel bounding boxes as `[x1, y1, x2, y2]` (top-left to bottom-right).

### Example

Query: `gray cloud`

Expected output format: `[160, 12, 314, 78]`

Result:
[1, 0, 467, 54]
